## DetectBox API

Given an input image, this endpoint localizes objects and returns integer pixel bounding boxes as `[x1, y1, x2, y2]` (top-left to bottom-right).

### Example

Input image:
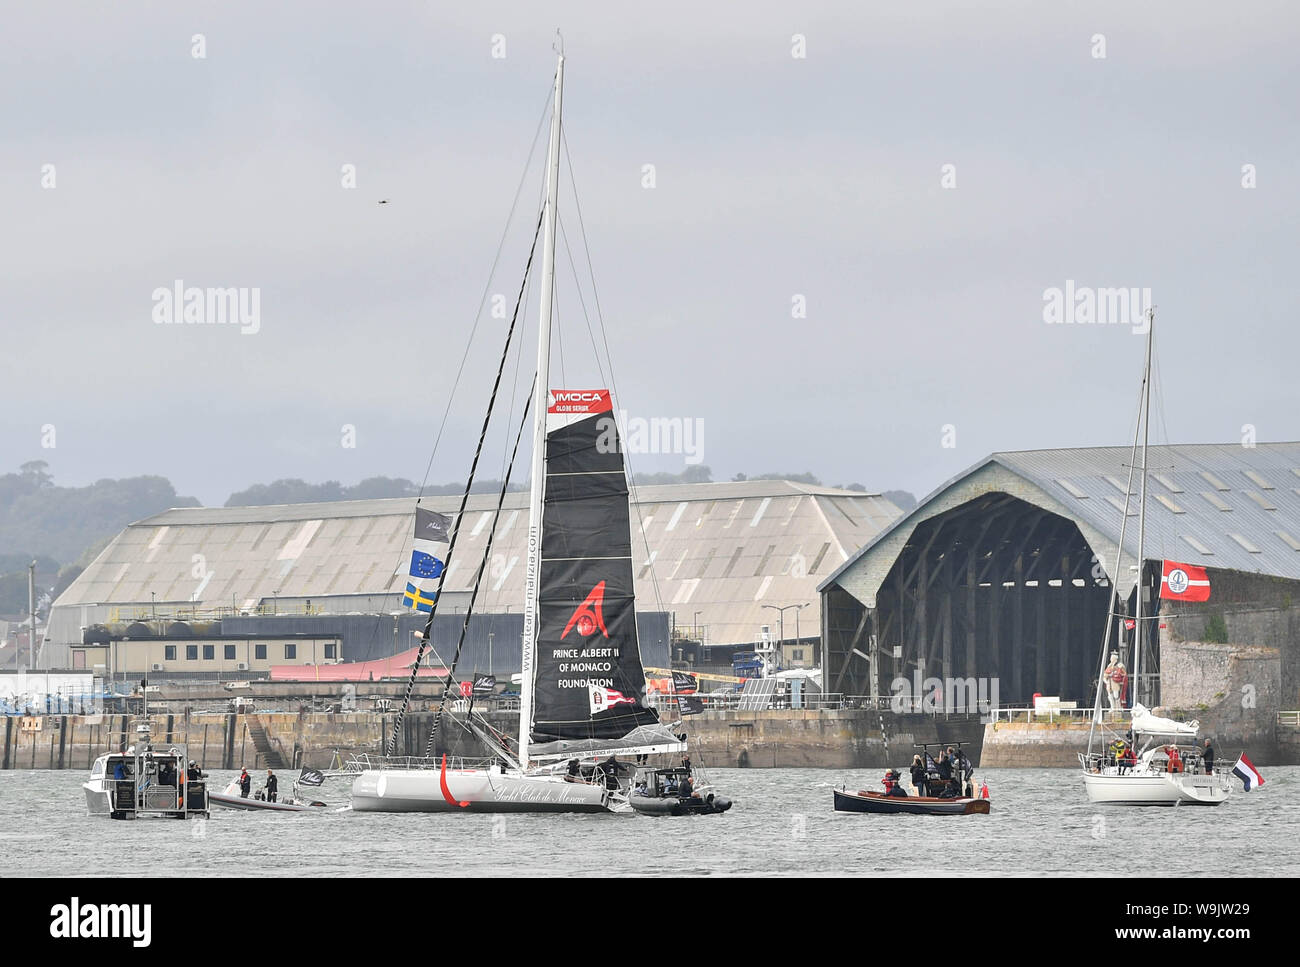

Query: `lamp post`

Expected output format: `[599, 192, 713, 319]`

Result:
[762, 602, 808, 668]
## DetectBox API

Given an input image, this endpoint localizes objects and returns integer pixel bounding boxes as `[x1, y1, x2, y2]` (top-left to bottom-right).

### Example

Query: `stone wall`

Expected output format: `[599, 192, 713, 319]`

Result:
[686, 709, 986, 769]
[1160, 639, 1282, 761]
[979, 721, 1093, 768]
[0, 710, 516, 771]
[1160, 569, 1300, 710]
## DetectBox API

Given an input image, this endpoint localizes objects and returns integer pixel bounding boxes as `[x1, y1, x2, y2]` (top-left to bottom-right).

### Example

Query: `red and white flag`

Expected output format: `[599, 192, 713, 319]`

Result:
[588, 684, 635, 714]
[1160, 560, 1211, 602]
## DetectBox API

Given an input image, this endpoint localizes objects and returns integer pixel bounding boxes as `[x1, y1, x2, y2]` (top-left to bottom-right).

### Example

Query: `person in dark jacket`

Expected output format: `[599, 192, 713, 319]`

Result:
[187, 761, 203, 781]
[265, 770, 278, 803]
[238, 768, 251, 798]
[910, 754, 928, 797]
[883, 770, 908, 797]
[937, 752, 953, 782]
[1203, 739, 1215, 775]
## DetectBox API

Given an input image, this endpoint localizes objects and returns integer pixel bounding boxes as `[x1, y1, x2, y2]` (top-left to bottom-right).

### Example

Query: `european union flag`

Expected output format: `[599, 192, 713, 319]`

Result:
[410, 550, 444, 580]
[403, 582, 437, 612]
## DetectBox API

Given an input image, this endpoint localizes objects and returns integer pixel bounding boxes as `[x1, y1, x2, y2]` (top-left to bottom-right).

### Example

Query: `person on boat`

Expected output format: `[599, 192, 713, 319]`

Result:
[681, 755, 692, 776]
[910, 754, 927, 797]
[266, 769, 278, 803]
[566, 759, 580, 782]
[1110, 737, 1129, 772]
[883, 770, 908, 797]
[937, 751, 953, 783]
[600, 755, 620, 790]
[679, 773, 694, 798]
[113, 761, 126, 780]
[1166, 746, 1184, 774]
[1203, 739, 1215, 775]
[938, 779, 961, 799]
[186, 760, 203, 781]
[238, 768, 251, 798]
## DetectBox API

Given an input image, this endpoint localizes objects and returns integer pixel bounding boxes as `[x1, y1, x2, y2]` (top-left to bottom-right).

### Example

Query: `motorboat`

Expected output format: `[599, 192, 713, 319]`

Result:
[628, 767, 732, 817]
[83, 723, 209, 820]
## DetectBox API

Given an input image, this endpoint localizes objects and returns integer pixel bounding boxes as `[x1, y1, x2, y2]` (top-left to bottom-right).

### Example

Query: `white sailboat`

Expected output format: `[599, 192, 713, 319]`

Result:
[1079, 308, 1231, 806]
[352, 48, 683, 814]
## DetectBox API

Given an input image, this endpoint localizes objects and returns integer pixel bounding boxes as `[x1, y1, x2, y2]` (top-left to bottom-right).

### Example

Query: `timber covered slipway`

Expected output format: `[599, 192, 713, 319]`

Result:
[820, 442, 1300, 766]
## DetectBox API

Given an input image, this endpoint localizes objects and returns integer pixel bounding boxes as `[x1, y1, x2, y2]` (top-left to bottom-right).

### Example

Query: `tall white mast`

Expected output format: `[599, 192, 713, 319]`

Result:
[1133, 307, 1154, 707]
[519, 49, 564, 770]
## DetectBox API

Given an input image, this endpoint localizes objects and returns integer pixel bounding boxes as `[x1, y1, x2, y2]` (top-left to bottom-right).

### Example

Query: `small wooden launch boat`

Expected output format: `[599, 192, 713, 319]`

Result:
[834, 787, 989, 815]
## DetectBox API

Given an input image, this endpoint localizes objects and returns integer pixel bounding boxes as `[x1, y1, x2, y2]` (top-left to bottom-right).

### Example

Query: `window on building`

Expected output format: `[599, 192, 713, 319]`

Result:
[792, 649, 805, 661]
[254, 644, 267, 661]
[186, 645, 198, 660]
[285, 643, 297, 660]
[202, 645, 214, 660]
[224, 645, 237, 660]
[324, 644, 337, 660]
[164, 645, 176, 661]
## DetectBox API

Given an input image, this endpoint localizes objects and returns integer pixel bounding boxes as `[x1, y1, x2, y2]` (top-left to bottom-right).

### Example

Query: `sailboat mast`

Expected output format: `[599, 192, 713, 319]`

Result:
[519, 52, 565, 770]
[1133, 307, 1154, 707]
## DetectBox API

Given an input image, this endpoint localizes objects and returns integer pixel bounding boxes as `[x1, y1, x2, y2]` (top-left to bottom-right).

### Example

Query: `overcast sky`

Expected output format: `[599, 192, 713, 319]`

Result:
[4, 1, 1298, 508]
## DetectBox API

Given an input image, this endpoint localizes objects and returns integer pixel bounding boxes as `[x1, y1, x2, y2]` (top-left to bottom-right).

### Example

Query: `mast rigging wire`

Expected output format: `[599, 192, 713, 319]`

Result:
[386, 207, 546, 755]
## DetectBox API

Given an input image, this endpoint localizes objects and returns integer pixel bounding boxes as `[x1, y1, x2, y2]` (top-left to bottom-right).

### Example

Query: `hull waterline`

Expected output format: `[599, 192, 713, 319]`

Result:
[351, 768, 612, 814]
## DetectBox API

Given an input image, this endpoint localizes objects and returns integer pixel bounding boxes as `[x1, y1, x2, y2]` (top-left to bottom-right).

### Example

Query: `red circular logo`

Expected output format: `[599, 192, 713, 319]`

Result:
[575, 614, 596, 636]
[459, 681, 472, 697]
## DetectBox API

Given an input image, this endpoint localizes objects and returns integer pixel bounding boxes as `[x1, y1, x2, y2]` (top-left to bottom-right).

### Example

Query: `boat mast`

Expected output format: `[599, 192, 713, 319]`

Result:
[519, 49, 564, 770]
[1133, 307, 1154, 708]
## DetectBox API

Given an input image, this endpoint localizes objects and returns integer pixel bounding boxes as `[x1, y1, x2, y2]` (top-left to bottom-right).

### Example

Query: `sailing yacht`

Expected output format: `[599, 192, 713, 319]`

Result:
[1078, 309, 1231, 806]
[351, 50, 683, 814]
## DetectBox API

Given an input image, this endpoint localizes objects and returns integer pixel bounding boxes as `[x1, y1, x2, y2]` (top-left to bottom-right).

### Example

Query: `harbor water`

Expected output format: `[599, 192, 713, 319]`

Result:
[4, 767, 1297, 877]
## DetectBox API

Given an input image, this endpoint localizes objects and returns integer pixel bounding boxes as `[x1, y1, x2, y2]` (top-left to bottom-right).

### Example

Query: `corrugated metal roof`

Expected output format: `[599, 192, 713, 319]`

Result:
[51, 481, 902, 650]
[822, 442, 1300, 594]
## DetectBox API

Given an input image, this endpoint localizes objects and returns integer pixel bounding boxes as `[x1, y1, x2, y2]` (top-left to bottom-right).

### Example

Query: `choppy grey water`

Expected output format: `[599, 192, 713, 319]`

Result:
[3, 767, 1297, 877]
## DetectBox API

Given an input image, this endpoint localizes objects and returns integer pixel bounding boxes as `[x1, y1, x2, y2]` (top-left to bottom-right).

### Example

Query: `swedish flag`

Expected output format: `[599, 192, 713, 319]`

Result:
[403, 582, 437, 612]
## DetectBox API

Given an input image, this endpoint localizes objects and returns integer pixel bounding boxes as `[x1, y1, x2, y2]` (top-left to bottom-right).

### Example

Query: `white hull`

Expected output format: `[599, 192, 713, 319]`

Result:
[1082, 769, 1231, 806]
[84, 780, 112, 816]
[351, 768, 612, 813]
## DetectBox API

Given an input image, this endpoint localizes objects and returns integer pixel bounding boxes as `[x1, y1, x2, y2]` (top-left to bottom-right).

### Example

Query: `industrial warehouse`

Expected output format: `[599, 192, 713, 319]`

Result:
[43, 479, 902, 680]
[820, 442, 1300, 734]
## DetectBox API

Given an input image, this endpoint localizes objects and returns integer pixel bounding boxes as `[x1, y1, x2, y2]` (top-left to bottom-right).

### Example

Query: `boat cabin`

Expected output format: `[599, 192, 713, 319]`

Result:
[635, 767, 696, 799]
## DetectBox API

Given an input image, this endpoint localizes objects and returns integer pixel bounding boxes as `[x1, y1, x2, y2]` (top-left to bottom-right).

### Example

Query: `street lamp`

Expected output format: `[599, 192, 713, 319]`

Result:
[762, 602, 809, 667]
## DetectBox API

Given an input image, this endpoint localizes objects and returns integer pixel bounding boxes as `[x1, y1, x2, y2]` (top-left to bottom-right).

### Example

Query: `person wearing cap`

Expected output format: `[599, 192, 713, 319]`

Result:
[187, 760, 203, 781]
[882, 769, 908, 797]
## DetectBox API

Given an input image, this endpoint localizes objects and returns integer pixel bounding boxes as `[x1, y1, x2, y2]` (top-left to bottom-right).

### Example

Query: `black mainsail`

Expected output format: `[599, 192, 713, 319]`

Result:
[529, 389, 661, 744]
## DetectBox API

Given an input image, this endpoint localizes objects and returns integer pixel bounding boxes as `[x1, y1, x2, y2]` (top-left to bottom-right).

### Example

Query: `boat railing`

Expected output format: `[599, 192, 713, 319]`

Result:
[345, 752, 498, 772]
[988, 705, 1125, 725]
